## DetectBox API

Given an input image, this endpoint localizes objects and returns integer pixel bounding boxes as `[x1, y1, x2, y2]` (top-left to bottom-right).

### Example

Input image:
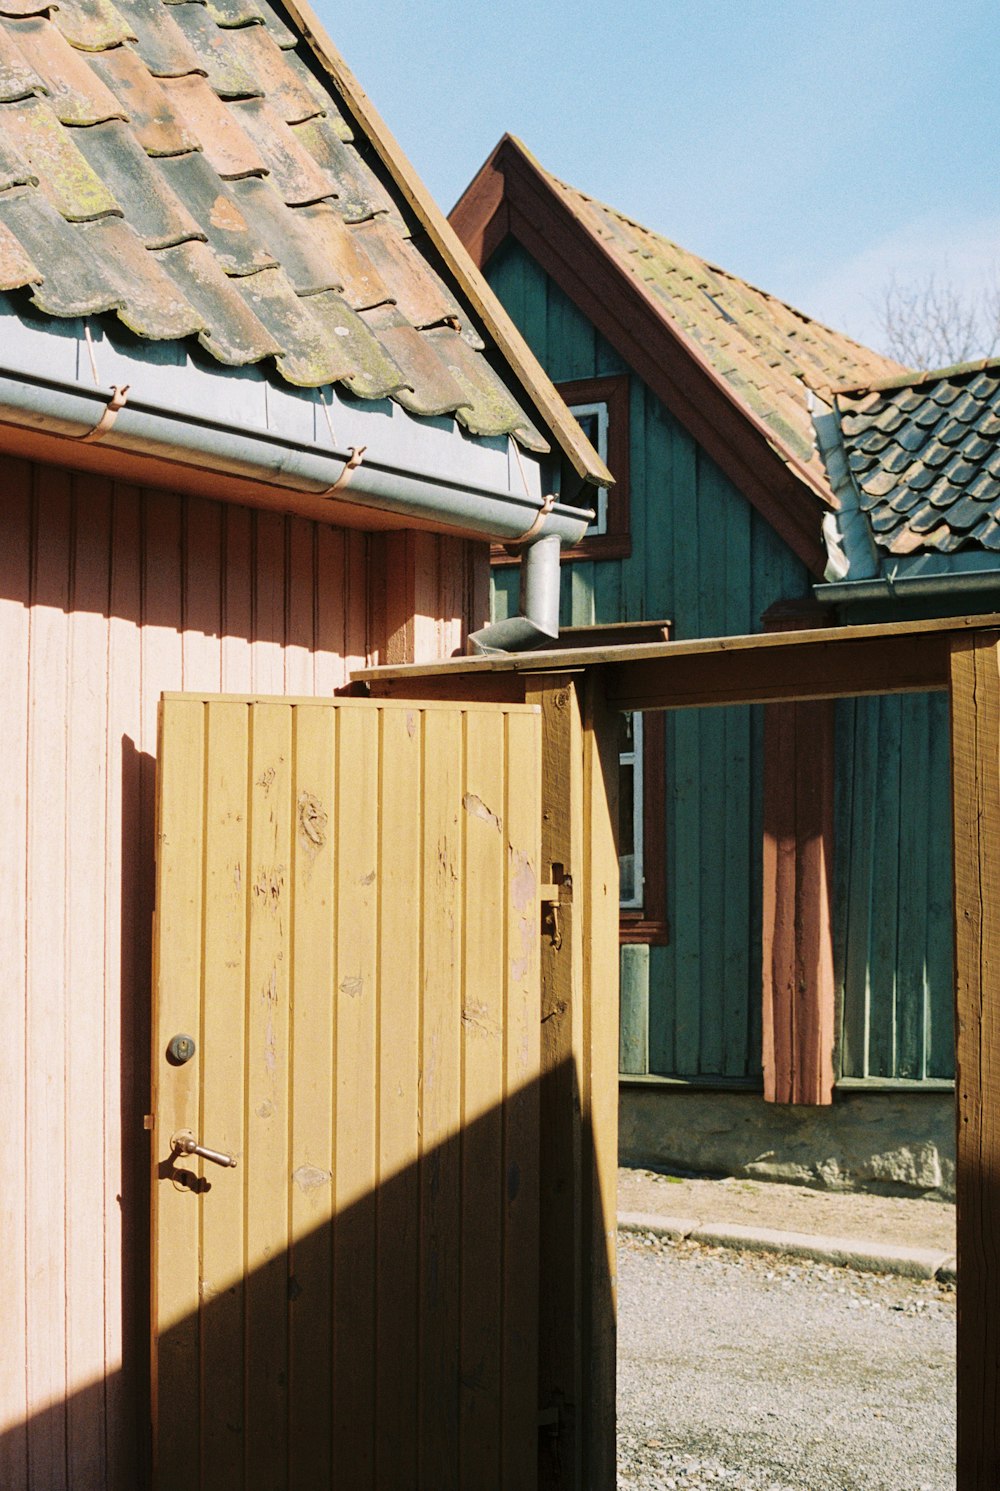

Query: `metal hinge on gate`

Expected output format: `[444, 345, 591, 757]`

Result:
[540, 864, 572, 951]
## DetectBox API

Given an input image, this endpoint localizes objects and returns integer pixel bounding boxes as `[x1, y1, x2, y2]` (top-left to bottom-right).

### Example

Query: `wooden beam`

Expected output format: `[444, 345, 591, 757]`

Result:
[356, 611, 999, 703]
[950, 631, 1000, 1489]
[762, 698, 836, 1104]
[605, 632, 951, 709]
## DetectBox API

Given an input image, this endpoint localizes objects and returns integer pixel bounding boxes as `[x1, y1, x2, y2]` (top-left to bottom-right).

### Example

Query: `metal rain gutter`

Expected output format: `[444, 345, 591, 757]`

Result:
[815, 569, 1000, 606]
[0, 367, 594, 551]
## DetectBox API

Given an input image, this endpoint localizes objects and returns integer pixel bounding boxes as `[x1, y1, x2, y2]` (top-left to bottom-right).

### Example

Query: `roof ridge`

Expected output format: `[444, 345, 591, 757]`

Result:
[834, 354, 1000, 398]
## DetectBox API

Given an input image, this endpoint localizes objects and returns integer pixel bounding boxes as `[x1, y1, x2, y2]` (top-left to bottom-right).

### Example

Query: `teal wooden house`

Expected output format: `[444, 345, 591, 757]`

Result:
[452, 136, 1000, 1194]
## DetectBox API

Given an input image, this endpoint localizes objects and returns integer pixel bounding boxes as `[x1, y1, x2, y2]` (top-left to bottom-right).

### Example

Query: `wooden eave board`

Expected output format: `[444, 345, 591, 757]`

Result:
[355, 611, 1000, 708]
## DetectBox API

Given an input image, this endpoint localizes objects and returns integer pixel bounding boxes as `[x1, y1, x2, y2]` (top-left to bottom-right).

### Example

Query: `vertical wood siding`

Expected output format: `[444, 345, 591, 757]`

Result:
[488, 239, 955, 1088]
[0, 456, 481, 1489]
[487, 242, 807, 1081]
[834, 692, 954, 1080]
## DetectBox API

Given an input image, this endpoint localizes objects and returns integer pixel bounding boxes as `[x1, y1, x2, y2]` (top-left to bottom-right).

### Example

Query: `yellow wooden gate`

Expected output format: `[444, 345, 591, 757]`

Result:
[152, 694, 542, 1490]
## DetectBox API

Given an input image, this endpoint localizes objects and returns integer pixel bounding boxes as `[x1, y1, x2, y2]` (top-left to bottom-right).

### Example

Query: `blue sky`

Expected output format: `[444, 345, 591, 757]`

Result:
[315, 0, 999, 351]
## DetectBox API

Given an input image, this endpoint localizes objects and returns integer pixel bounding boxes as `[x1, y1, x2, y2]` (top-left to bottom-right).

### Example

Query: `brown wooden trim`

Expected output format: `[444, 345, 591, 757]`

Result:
[949, 631, 1000, 1488]
[556, 375, 630, 561]
[451, 137, 829, 575]
[620, 711, 667, 945]
[761, 698, 835, 1104]
[491, 373, 631, 566]
[558, 621, 672, 649]
[492, 534, 632, 568]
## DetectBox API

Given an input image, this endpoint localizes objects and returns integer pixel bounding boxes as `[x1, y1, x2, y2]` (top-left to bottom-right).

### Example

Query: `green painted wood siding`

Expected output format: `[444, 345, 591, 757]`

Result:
[834, 693, 954, 1080]
[486, 238, 954, 1085]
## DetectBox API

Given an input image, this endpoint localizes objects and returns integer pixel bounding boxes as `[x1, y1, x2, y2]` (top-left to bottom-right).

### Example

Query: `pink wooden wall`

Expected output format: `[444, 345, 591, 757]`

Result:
[0, 456, 486, 1489]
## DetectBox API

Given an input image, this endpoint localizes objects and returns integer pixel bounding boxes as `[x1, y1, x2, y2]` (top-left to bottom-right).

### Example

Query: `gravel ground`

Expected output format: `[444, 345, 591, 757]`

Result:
[617, 1231, 955, 1491]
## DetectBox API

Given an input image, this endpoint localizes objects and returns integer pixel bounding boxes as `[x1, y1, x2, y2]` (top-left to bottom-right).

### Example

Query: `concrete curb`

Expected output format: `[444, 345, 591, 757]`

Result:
[618, 1211, 957, 1283]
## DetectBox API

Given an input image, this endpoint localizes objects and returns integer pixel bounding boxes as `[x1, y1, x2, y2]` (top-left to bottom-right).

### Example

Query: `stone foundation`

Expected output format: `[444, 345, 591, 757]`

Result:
[619, 1084, 955, 1201]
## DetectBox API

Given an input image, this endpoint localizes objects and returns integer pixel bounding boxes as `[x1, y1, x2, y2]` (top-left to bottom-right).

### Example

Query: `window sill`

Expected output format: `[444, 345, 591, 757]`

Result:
[620, 917, 669, 946]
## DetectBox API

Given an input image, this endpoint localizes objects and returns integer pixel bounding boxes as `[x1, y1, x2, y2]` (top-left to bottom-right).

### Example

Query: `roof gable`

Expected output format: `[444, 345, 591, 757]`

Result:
[0, 4, 610, 484]
[451, 135, 905, 576]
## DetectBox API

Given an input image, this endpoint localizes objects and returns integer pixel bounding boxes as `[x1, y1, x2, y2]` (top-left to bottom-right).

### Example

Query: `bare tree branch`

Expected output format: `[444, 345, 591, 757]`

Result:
[875, 268, 1000, 368]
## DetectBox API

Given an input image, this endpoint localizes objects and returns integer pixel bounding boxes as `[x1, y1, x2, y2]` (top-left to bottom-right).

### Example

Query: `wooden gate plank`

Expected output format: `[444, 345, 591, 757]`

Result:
[460, 709, 507, 1489]
[332, 705, 380, 1488]
[376, 706, 423, 1488]
[152, 698, 205, 1490]
[245, 703, 293, 1485]
[502, 707, 542, 1489]
[288, 703, 336, 1486]
[419, 708, 465, 1490]
[200, 701, 250, 1491]
[950, 634, 1000, 1490]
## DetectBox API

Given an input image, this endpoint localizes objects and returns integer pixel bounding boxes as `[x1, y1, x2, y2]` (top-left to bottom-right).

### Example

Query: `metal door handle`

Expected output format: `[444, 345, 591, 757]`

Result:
[171, 1130, 238, 1168]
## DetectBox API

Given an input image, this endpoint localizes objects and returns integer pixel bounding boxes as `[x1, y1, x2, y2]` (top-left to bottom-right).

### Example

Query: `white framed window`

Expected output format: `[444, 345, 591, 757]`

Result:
[568, 399, 609, 535]
[618, 711, 643, 908]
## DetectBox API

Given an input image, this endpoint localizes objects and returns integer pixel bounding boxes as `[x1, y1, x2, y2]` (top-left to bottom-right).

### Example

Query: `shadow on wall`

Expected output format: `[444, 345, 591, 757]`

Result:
[4, 1046, 607, 1490]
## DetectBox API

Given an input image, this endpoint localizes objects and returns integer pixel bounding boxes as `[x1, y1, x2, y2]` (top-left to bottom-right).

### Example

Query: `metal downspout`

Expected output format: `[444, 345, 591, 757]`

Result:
[467, 532, 563, 653]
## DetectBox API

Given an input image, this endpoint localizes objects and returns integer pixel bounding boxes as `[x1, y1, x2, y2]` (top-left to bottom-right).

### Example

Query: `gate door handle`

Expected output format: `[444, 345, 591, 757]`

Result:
[171, 1130, 238, 1168]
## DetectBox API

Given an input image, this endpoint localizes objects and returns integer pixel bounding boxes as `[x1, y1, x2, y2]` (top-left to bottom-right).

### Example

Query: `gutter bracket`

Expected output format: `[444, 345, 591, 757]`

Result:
[513, 492, 556, 544]
[322, 444, 367, 496]
[78, 384, 130, 444]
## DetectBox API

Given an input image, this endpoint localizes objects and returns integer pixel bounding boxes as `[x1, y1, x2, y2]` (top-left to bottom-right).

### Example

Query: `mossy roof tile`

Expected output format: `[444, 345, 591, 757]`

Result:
[4, 15, 126, 122]
[88, 44, 200, 153]
[0, 19, 52, 103]
[3, 95, 120, 219]
[0, 0, 545, 448]
[50, 0, 137, 51]
[834, 359, 1000, 557]
[71, 119, 203, 248]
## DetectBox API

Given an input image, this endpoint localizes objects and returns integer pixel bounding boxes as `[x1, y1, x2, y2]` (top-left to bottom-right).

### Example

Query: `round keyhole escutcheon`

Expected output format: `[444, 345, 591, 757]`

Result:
[167, 1033, 196, 1065]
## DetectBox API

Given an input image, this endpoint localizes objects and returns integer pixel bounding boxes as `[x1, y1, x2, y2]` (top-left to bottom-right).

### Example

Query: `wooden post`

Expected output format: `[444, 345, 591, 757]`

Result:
[581, 670, 621, 1488]
[950, 632, 1000, 1489]
[524, 671, 619, 1490]
[761, 602, 836, 1105]
[761, 698, 836, 1103]
[525, 673, 585, 1490]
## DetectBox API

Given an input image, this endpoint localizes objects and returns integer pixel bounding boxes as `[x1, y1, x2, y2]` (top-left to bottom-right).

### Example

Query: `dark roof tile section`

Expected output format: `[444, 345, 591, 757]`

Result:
[540, 167, 902, 491]
[837, 360, 1000, 554]
[0, 0, 543, 447]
